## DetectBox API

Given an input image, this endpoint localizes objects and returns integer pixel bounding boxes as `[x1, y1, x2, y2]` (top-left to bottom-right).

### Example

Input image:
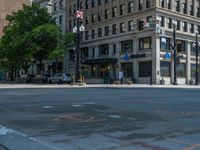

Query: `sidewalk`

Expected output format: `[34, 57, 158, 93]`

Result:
[0, 83, 200, 89]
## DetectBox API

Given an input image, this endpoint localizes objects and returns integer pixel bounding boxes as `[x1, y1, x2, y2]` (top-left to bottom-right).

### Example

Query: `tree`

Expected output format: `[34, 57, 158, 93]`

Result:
[0, 3, 59, 79]
[48, 32, 75, 73]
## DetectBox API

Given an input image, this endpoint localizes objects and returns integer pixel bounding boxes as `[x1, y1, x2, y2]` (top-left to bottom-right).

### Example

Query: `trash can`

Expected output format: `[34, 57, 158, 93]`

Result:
[160, 78, 165, 85]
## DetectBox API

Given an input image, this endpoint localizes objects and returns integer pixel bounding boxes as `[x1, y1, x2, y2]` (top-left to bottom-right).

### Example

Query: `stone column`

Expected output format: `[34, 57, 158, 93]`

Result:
[186, 41, 191, 84]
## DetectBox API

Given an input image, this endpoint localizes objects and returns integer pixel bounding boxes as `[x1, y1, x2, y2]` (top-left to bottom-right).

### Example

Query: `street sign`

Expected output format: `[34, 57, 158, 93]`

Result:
[76, 10, 83, 19]
[165, 52, 171, 59]
[123, 53, 129, 60]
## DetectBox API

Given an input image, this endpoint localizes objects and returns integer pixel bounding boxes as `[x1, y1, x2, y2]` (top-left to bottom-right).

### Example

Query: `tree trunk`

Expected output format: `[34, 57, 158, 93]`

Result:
[55, 58, 58, 74]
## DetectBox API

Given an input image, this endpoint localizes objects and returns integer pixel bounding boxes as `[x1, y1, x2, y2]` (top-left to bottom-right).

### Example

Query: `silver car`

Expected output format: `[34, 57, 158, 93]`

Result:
[48, 73, 72, 84]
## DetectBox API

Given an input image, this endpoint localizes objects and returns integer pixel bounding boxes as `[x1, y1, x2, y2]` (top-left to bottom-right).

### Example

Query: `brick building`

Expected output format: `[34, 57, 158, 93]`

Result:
[0, 0, 29, 36]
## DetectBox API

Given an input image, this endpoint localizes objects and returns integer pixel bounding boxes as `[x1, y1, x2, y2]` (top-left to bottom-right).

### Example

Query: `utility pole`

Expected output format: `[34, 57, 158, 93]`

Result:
[195, 31, 199, 85]
[173, 22, 177, 85]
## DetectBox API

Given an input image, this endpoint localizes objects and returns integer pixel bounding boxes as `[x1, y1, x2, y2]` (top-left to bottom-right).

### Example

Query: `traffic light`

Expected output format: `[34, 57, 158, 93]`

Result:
[138, 20, 144, 31]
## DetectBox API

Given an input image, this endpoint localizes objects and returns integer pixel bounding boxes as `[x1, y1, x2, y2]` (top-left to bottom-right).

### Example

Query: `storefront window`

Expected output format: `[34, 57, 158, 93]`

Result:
[177, 63, 186, 77]
[121, 62, 133, 77]
[121, 40, 133, 52]
[160, 37, 170, 50]
[191, 64, 196, 78]
[99, 44, 109, 55]
[139, 61, 152, 77]
[160, 61, 171, 77]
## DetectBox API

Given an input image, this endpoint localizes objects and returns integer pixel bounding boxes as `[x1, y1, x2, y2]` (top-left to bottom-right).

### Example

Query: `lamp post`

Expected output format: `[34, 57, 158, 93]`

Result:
[172, 20, 178, 85]
[192, 31, 200, 85]
[72, 0, 84, 82]
[73, 24, 85, 82]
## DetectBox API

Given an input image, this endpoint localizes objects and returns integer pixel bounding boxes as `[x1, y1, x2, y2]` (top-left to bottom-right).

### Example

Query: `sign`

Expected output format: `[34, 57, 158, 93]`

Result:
[76, 10, 83, 19]
[130, 53, 146, 59]
[165, 52, 171, 59]
[123, 53, 129, 60]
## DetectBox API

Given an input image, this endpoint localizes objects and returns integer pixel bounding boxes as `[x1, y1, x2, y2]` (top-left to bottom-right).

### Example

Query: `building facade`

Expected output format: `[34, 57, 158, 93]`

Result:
[66, 0, 200, 84]
[0, 0, 29, 36]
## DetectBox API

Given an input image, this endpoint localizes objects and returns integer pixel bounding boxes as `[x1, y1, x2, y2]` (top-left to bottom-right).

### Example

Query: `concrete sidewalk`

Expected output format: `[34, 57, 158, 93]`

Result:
[0, 83, 200, 89]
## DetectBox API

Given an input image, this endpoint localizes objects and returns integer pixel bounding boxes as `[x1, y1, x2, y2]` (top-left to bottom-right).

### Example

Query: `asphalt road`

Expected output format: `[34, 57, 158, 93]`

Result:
[0, 87, 200, 150]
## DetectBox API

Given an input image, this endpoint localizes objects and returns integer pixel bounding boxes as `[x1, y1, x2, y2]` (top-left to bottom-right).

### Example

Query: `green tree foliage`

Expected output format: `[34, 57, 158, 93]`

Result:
[0, 4, 60, 79]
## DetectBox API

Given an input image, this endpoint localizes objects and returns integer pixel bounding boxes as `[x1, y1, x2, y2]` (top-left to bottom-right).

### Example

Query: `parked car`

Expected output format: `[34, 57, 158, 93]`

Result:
[48, 73, 72, 84]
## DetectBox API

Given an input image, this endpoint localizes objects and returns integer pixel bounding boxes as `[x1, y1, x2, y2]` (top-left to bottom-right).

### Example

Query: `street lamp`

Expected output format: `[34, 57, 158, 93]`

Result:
[73, 24, 85, 82]
[172, 20, 178, 85]
[192, 31, 200, 85]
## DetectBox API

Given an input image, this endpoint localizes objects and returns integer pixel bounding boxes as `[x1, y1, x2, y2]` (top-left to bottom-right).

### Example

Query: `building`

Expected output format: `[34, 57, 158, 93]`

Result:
[0, 0, 29, 80]
[35, 0, 68, 75]
[0, 0, 29, 36]
[66, 0, 200, 84]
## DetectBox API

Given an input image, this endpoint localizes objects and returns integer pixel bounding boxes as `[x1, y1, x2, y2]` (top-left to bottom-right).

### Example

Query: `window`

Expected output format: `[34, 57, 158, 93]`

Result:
[98, 0, 102, 5]
[146, 0, 150, 8]
[91, 0, 95, 7]
[197, 7, 200, 17]
[176, 20, 180, 30]
[105, 0, 109, 3]
[113, 44, 116, 55]
[167, 18, 172, 29]
[191, 64, 196, 78]
[99, 44, 109, 55]
[105, 9, 109, 19]
[183, 0, 187, 14]
[53, 2, 58, 11]
[98, 12, 102, 21]
[73, 4, 76, 13]
[98, 28, 102, 37]
[167, 0, 171, 9]
[190, 23, 194, 33]
[104, 26, 109, 36]
[69, 20, 72, 30]
[146, 16, 153, 23]
[176, 0, 180, 12]
[120, 22, 125, 33]
[177, 63, 186, 77]
[198, 25, 200, 34]
[121, 63, 133, 77]
[160, 0, 164, 7]
[128, 20, 134, 31]
[59, 0, 63, 9]
[139, 0, 143, 10]
[176, 40, 186, 53]
[112, 7, 117, 17]
[85, 31, 89, 40]
[183, 22, 187, 32]
[139, 37, 152, 50]
[160, 16, 165, 27]
[190, 5, 194, 16]
[59, 15, 63, 25]
[69, 6, 72, 15]
[139, 61, 152, 77]
[128, 2, 134, 13]
[85, 0, 89, 10]
[160, 61, 171, 77]
[91, 29, 95, 39]
[91, 14, 95, 23]
[85, 16, 89, 25]
[160, 37, 170, 50]
[112, 24, 117, 34]
[121, 40, 133, 52]
[80, 2, 83, 9]
[120, 4, 125, 15]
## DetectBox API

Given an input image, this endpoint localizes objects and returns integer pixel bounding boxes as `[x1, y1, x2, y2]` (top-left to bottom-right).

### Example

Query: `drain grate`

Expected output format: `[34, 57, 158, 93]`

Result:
[0, 144, 9, 150]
